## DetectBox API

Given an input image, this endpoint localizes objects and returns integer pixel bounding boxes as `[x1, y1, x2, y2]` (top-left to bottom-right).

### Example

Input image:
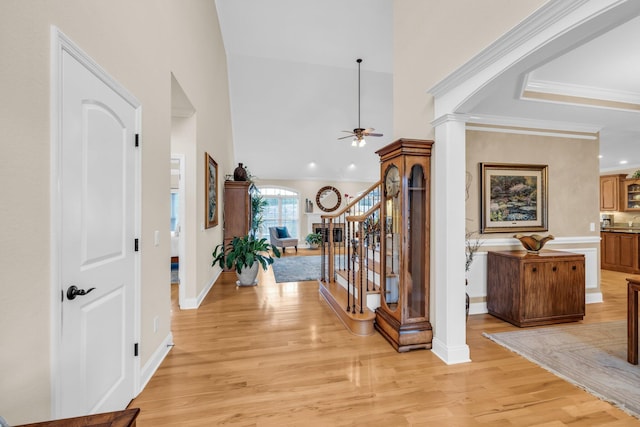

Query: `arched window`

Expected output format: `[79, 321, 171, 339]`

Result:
[257, 187, 300, 239]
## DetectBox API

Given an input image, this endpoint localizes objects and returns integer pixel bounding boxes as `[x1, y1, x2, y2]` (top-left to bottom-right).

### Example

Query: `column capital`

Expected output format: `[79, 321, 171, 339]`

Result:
[432, 113, 469, 128]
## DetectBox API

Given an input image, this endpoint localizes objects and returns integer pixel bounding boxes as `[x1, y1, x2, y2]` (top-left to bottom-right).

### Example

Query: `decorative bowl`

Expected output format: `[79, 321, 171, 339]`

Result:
[513, 233, 554, 254]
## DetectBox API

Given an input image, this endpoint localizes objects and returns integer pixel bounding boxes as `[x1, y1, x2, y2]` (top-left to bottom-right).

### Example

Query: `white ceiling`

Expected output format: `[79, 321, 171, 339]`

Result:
[215, 1, 640, 182]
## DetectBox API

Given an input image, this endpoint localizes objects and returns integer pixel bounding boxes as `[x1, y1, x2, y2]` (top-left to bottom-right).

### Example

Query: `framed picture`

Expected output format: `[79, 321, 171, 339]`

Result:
[480, 163, 548, 233]
[205, 152, 218, 229]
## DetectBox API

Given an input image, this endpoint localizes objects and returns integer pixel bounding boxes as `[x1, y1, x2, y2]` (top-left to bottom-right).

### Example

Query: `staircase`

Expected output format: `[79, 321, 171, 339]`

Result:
[317, 181, 382, 335]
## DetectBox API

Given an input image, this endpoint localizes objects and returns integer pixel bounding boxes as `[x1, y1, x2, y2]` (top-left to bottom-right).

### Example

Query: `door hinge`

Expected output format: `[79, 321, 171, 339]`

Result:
[134, 343, 139, 357]
[134, 238, 139, 252]
[135, 133, 140, 147]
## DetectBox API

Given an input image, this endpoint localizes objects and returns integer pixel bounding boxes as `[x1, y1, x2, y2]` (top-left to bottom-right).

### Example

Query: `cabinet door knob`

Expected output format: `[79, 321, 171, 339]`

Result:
[532, 267, 537, 272]
[572, 265, 576, 270]
[552, 266, 557, 272]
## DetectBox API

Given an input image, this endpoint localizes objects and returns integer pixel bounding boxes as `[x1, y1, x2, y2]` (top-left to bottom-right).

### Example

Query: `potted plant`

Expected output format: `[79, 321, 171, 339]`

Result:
[250, 191, 267, 238]
[305, 232, 323, 249]
[212, 235, 280, 286]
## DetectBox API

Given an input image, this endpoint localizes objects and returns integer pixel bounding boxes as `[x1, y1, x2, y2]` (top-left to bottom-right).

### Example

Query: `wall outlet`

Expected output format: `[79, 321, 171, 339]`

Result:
[153, 316, 159, 333]
[590, 222, 595, 231]
[154, 230, 160, 246]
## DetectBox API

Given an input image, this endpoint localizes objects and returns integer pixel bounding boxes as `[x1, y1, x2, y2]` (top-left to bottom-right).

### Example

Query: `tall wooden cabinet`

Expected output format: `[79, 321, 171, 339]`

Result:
[374, 139, 433, 352]
[223, 181, 251, 246]
[487, 250, 585, 327]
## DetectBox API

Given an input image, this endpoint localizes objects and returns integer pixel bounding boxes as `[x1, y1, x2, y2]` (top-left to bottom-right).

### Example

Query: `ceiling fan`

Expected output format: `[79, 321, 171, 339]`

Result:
[338, 58, 383, 147]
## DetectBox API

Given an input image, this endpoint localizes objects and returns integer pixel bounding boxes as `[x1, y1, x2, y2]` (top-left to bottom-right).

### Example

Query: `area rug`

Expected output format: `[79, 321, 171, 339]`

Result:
[271, 255, 322, 283]
[484, 321, 640, 418]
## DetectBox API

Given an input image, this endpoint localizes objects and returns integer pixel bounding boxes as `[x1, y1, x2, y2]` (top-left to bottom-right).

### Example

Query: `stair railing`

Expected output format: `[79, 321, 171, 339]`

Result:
[319, 181, 381, 313]
[346, 202, 381, 313]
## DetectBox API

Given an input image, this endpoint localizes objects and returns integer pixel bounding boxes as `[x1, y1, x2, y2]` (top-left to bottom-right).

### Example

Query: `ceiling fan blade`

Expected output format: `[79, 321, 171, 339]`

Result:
[337, 135, 354, 140]
[341, 130, 355, 134]
[365, 133, 383, 137]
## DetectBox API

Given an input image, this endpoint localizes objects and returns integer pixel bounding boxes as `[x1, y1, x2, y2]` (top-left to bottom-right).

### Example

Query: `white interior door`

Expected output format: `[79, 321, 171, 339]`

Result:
[55, 33, 139, 418]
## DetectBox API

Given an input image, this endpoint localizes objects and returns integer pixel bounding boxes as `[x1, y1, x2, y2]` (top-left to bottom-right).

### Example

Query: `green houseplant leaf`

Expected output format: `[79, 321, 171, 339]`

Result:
[212, 235, 280, 274]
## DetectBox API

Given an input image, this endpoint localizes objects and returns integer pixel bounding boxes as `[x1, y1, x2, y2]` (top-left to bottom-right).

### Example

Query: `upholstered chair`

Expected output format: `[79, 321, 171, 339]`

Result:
[268, 226, 298, 253]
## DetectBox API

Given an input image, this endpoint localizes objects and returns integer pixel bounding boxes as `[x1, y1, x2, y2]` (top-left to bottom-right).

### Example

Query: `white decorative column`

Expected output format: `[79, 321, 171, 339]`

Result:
[431, 114, 470, 364]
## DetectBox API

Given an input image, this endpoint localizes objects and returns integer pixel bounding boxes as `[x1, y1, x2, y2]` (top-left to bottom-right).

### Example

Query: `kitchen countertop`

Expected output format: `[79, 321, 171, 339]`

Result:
[601, 227, 640, 234]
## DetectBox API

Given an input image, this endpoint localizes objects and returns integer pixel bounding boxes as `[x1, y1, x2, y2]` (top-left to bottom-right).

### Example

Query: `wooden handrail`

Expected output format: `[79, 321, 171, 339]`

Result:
[346, 201, 381, 223]
[321, 180, 381, 220]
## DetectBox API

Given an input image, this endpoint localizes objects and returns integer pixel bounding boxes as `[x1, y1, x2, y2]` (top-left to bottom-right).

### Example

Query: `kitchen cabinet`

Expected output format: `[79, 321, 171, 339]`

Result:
[623, 179, 640, 211]
[601, 231, 640, 273]
[487, 250, 585, 327]
[600, 174, 626, 211]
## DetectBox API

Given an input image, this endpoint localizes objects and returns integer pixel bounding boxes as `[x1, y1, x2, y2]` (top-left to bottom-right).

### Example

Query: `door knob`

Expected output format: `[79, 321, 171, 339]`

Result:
[66, 285, 96, 300]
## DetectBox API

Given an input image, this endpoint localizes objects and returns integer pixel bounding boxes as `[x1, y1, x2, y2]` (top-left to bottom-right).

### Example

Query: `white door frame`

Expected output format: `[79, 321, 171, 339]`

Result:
[49, 26, 142, 417]
[171, 154, 187, 307]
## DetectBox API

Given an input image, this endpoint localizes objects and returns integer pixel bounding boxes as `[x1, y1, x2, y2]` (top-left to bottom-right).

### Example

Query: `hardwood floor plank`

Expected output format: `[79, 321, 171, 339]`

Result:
[130, 268, 640, 425]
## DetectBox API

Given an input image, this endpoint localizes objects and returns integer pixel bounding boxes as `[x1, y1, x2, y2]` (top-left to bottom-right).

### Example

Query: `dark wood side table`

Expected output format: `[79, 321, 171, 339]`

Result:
[627, 278, 640, 365]
[16, 408, 139, 427]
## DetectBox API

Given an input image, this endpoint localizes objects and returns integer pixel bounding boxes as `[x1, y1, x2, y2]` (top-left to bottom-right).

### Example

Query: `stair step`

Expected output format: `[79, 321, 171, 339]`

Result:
[336, 269, 380, 294]
[318, 280, 375, 336]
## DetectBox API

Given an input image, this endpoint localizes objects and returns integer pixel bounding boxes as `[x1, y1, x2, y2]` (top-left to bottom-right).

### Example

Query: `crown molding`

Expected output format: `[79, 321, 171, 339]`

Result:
[464, 113, 600, 137]
[523, 78, 640, 105]
[432, 112, 601, 137]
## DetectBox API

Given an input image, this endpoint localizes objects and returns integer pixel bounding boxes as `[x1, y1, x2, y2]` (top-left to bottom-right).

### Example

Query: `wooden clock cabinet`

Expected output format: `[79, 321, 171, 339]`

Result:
[374, 139, 433, 352]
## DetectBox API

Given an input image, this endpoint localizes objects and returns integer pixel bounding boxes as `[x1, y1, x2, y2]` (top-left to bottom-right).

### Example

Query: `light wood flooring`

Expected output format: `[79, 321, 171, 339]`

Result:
[129, 266, 640, 426]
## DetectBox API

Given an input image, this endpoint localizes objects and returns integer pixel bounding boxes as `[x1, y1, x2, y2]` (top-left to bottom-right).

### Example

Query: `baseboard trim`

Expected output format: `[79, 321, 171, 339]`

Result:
[431, 336, 471, 365]
[586, 291, 604, 304]
[180, 270, 220, 310]
[138, 332, 173, 395]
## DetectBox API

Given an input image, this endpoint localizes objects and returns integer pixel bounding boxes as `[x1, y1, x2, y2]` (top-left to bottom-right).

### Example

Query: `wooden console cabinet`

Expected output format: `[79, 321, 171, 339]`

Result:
[487, 250, 585, 327]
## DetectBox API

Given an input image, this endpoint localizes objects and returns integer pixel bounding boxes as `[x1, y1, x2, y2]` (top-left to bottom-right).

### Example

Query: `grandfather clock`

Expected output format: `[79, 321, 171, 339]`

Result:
[374, 139, 433, 352]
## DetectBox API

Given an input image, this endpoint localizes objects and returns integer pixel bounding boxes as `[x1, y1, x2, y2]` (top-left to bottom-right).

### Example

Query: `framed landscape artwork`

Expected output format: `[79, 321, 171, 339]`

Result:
[205, 152, 218, 229]
[480, 163, 548, 233]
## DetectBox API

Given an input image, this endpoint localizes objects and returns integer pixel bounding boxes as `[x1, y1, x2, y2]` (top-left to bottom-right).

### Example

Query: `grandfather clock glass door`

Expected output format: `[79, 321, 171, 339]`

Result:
[375, 139, 433, 352]
[407, 164, 426, 319]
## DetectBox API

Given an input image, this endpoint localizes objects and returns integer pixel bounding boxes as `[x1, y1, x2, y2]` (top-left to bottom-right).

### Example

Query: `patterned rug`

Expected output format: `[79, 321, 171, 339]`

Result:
[271, 255, 322, 283]
[484, 320, 640, 418]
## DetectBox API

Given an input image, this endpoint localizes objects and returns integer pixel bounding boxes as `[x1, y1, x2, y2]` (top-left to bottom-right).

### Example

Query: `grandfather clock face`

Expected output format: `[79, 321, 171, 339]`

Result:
[384, 164, 400, 198]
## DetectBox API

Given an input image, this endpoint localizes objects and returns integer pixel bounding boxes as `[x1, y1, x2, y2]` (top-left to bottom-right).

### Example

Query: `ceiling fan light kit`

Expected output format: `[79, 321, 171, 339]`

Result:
[338, 58, 382, 147]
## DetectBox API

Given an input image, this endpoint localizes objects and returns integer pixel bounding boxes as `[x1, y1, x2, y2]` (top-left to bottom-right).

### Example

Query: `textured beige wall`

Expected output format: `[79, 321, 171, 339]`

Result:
[393, 0, 547, 139]
[170, 1, 234, 301]
[466, 129, 601, 239]
[0, 0, 233, 424]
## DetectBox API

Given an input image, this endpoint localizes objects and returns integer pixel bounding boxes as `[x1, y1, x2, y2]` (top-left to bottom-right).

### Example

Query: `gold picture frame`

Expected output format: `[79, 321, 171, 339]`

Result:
[205, 152, 218, 229]
[480, 163, 548, 233]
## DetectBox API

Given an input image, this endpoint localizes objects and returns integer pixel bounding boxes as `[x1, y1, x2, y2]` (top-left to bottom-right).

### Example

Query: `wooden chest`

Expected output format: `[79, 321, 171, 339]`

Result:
[487, 250, 585, 327]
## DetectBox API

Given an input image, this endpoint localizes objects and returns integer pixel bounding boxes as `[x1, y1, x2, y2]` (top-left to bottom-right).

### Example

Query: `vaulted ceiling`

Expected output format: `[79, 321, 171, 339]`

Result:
[215, 1, 640, 182]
